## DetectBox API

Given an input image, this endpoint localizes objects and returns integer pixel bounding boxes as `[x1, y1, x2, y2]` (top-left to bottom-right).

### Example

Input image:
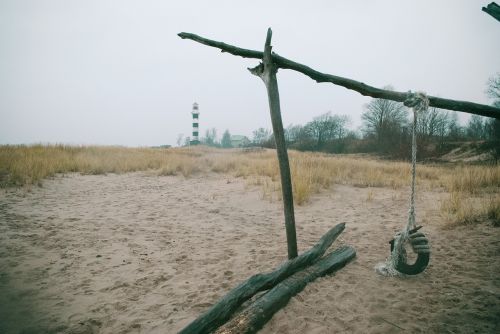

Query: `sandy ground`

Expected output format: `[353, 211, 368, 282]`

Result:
[0, 172, 499, 334]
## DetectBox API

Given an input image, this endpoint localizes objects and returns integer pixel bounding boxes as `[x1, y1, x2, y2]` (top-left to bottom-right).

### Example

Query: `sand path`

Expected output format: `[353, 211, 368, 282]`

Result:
[0, 172, 498, 333]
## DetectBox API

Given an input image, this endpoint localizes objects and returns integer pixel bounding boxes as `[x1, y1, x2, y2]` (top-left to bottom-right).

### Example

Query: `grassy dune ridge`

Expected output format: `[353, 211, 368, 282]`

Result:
[1, 144, 498, 224]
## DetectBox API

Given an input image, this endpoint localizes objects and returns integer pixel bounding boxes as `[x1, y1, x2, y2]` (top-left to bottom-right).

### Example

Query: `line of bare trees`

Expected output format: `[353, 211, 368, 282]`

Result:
[251, 75, 500, 159]
[251, 112, 350, 152]
[252, 107, 497, 153]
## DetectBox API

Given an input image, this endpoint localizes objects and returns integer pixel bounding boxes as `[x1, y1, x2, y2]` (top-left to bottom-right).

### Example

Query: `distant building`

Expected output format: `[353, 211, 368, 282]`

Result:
[152, 145, 171, 149]
[230, 135, 250, 148]
[190, 102, 200, 145]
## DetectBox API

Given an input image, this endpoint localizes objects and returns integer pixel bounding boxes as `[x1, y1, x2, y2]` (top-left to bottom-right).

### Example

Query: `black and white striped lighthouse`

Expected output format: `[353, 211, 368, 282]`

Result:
[190, 102, 200, 145]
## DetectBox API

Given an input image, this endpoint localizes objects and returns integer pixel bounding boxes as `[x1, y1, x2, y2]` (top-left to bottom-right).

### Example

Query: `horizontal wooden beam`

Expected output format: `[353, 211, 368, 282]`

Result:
[178, 32, 500, 119]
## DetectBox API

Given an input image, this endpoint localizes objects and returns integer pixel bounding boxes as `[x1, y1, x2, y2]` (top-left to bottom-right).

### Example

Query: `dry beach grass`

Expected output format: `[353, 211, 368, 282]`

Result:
[0, 145, 499, 333]
[1, 144, 498, 224]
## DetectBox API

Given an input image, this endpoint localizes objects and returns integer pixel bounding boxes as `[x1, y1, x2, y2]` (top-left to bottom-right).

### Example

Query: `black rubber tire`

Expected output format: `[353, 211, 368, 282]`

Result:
[389, 230, 430, 275]
[394, 250, 430, 275]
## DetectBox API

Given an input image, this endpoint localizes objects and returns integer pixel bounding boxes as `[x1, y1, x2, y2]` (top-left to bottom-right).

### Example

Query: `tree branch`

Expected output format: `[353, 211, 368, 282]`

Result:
[178, 32, 500, 119]
[483, 2, 500, 22]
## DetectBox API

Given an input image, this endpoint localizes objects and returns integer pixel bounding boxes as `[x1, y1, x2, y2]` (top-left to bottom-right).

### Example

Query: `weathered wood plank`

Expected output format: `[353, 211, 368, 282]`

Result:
[214, 246, 357, 334]
[179, 223, 346, 334]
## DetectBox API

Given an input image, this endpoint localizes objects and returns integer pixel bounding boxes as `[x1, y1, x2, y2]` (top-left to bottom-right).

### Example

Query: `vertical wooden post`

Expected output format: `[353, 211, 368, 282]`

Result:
[249, 28, 298, 259]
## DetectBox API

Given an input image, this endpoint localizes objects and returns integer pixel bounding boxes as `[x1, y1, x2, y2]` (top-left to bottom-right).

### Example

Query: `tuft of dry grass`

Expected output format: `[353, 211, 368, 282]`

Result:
[443, 165, 500, 194]
[437, 164, 499, 226]
[1, 145, 498, 222]
[483, 196, 500, 226]
[440, 192, 476, 225]
[366, 189, 374, 202]
[440, 192, 500, 226]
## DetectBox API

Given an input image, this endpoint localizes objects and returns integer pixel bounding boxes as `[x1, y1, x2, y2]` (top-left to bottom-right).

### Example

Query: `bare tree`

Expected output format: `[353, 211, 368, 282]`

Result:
[416, 107, 450, 143]
[361, 86, 408, 151]
[288, 124, 314, 149]
[486, 73, 500, 107]
[252, 127, 271, 145]
[176, 134, 184, 147]
[284, 124, 303, 144]
[305, 112, 348, 149]
[203, 128, 218, 146]
[447, 111, 464, 140]
[466, 115, 487, 140]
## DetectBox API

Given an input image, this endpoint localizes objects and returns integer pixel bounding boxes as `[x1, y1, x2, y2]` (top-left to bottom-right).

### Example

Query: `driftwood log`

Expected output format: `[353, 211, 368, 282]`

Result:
[249, 29, 298, 259]
[180, 223, 346, 334]
[178, 32, 500, 119]
[214, 246, 356, 334]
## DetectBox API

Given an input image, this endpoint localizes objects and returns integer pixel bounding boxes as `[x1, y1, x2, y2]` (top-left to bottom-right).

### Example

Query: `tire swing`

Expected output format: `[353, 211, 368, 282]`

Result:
[376, 92, 431, 276]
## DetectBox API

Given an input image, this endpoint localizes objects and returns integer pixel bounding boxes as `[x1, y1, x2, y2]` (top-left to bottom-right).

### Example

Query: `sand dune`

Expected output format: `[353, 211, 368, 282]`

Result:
[0, 172, 498, 333]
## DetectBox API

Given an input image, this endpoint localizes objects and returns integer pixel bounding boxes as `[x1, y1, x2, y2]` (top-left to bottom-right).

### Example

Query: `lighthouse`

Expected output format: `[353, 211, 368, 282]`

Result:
[190, 102, 200, 145]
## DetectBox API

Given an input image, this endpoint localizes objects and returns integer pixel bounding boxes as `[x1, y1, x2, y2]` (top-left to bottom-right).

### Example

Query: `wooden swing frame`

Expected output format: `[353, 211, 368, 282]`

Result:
[177, 7, 500, 331]
[179, 28, 500, 260]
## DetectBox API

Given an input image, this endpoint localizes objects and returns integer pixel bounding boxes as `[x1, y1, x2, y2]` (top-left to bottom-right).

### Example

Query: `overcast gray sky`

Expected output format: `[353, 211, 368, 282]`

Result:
[1, 0, 499, 147]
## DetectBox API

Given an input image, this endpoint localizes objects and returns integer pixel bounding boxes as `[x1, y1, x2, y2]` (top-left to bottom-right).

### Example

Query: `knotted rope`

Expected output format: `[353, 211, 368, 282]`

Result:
[376, 91, 429, 276]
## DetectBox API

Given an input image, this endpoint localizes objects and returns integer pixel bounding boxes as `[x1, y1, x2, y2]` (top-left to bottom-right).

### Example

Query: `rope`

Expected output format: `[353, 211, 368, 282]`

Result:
[404, 91, 429, 233]
[376, 91, 429, 276]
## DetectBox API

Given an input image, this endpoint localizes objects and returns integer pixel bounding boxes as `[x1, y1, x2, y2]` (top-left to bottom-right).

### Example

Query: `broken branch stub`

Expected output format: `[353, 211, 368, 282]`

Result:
[483, 2, 500, 22]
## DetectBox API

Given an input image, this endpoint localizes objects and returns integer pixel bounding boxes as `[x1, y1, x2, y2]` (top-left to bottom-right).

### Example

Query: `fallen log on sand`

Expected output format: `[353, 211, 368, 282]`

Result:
[180, 223, 348, 334]
[215, 246, 356, 334]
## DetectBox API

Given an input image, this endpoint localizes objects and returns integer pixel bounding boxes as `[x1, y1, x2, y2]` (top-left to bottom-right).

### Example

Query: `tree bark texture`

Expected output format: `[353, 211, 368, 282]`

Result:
[179, 223, 346, 334]
[178, 32, 500, 119]
[214, 246, 357, 334]
[249, 28, 298, 259]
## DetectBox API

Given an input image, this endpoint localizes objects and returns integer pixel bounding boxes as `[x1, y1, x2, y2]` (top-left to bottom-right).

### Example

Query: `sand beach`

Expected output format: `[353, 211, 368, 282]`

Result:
[0, 172, 498, 333]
